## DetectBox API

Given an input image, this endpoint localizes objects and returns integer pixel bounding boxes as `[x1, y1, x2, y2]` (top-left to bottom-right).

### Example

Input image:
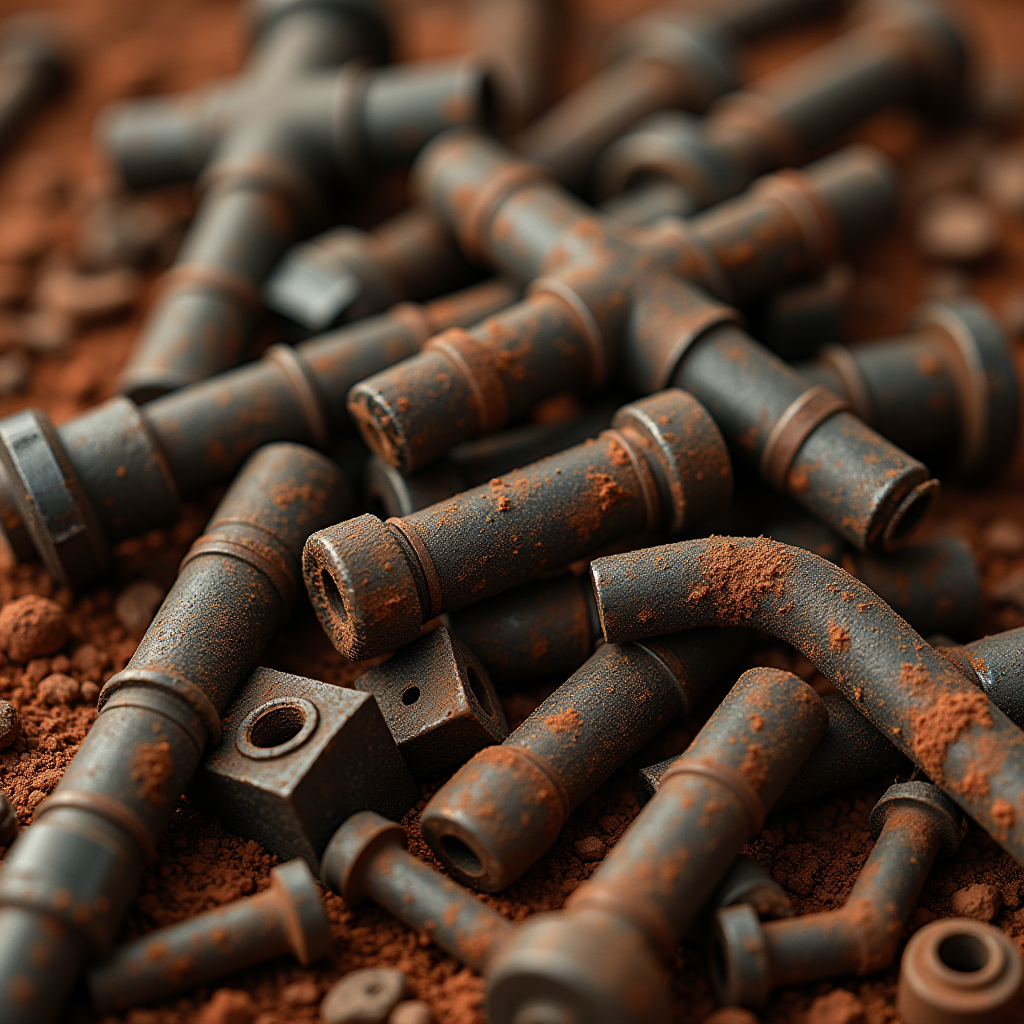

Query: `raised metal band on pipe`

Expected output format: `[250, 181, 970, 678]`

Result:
[262, 344, 331, 448]
[759, 385, 850, 490]
[660, 756, 766, 834]
[158, 262, 266, 312]
[180, 532, 297, 610]
[35, 791, 158, 863]
[424, 327, 510, 434]
[386, 517, 443, 621]
[816, 343, 873, 421]
[751, 171, 836, 268]
[528, 277, 608, 387]
[602, 427, 661, 531]
[459, 162, 552, 260]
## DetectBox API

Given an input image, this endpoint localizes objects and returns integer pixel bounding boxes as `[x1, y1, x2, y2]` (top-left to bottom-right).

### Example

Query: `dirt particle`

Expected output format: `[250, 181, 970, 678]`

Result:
[574, 836, 606, 862]
[911, 690, 993, 784]
[951, 882, 1002, 922]
[37, 673, 79, 706]
[806, 989, 864, 1024]
[0, 595, 69, 662]
[196, 988, 255, 1024]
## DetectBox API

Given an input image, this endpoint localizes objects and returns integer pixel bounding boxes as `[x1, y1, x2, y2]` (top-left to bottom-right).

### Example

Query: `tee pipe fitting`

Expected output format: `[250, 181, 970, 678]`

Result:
[0, 443, 350, 1024]
[712, 781, 963, 1008]
[321, 811, 514, 973]
[799, 297, 1020, 480]
[305, 388, 733, 660]
[597, 0, 967, 225]
[88, 859, 331, 1013]
[484, 667, 828, 1024]
[590, 536, 1024, 866]
[420, 627, 749, 892]
[119, 58, 497, 401]
[0, 278, 513, 589]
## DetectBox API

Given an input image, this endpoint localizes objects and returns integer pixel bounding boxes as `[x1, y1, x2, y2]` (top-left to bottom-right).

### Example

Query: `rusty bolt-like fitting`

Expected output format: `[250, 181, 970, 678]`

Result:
[484, 667, 827, 1024]
[0, 278, 514, 589]
[0, 443, 350, 1024]
[191, 666, 418, 868]
[0, 15, 69, 152]
[597, 0, 966, 224]
[420, 628, 747, 892]
[88, 859, 331, 1013]
[713, 782, 963, 1007]
[322, 811, 514, 973]
[591, 536, 1024, 865]
[799, 297, 1020, 480]
[898, 918, 1024, 1024]
[356, 626, 508, 778]
[305, 388, 732, 661]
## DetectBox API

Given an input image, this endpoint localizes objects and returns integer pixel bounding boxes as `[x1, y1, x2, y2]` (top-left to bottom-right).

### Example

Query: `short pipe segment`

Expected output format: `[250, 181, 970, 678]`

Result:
[321, 811, 515, 973]
[590, 536, 1024, 865]
[305, 388, 734, 660]
[119, 59, 497, 401]
[0, 443, 350, 1024]
[88, 859, 331, 1013]
[420, 627, 750, 892]
[484, 667, 828, 1024]
[798, 297, 1020, 480]
[712, 782, 963, 1008]
[0, 278, 514, 588]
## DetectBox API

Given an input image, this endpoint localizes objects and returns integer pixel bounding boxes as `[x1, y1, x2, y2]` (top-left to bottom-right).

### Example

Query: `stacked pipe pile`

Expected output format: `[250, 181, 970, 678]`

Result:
[3, 0, 1024, 1021]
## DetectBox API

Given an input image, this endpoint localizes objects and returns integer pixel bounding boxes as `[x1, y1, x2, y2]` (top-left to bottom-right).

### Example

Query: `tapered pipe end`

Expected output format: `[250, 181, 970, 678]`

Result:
[320, 810, 405, 904]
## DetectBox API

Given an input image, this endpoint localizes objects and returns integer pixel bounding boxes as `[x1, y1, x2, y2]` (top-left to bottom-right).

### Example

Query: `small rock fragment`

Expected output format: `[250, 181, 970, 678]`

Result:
[983, 518, 1024, 556]
[0, 791, 16, 845]
[951, 882, 1002, 922]
[114, 579, 166, 635]
[0, 595, 70, 661]
[36, 264, 142, 324]
[281, 978, 320, 1005]
[18, 308, 71, 355]
[71, 642, 109, 681]
[196, 988, 255, 1024]
[574, 836, 606, 862]
[0, 699, 19, 749]
[390, 1002, 432, 1024]
[37, 672, 79, 706]
[321, 967, 408, 1024]
[704, 1009, 759, 1024]
[916, 193, 999, 264]
[980, 145, 1024, 215]
[806, 989, 864, 1024]
[79, 680, 100, 705]
[0, 350, 29, 396]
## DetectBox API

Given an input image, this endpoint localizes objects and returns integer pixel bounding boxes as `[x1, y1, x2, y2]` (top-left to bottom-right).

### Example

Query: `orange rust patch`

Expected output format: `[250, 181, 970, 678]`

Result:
[130, 739, 174, 807]
[910, 691, 993, 784]
[828, 622, 850, 653]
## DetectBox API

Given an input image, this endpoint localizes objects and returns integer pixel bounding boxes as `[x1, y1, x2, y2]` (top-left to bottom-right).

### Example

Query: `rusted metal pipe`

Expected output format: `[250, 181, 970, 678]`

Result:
[597, 0, 967, 225]
[0, 443, 350, 1024]
[935, 628, 1024, 730]
[590, 536, 1024, 865]
[484, 667, 828, 1024]
[305, 389, 733, 660]
[713, 782, 963, 1007]
[799, 297, 1020, 480]
[420, 628, 748, 891]
[119, 59, 497, 401]
[321, 811, 514, 973]
[0, 278, 513, 589]
[88, 859, 331, 1013]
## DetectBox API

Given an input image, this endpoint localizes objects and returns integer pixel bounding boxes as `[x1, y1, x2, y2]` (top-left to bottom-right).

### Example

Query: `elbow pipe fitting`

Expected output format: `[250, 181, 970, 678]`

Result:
[88, 859, 331, 1013]
[305, 388, 733, 660]
[321, 811, 515, 973]
[420, 627, 749, 892]
[0, 277, 514, 589]
[800, 297, 1020, 480]
[0, 443, 350, 1024]
[712, 781, 963, 1008]
[590, 536, 1024, 865]
[484, 667, 828, 1024]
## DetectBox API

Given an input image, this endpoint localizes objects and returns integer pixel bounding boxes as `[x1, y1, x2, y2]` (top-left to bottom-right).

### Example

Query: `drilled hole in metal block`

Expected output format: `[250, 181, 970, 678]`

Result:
[402, 685, 421, 706]
[466, 664, 495, 719]
[236, 697, 319, 760]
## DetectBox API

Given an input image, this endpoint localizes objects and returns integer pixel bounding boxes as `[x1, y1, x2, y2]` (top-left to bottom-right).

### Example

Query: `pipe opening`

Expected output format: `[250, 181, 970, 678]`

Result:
[883, 479, 938, 551]
[938, 933, 990, 973]
[402, 685, 421, 706]
[321, 569, 349, 623]
[250, 703, 305, 748]
[466, 664, 495, 719]
[441, 834, 485, 878]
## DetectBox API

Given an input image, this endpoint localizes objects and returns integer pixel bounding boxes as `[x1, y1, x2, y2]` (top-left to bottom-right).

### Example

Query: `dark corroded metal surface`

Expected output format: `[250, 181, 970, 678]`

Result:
[305, 389, 733, 660]
[88, 859, 331, 1012]
[0, 443, 349, 1024]
[191, 667, 417, 867]
[420, 628, 747, 891]
[485, 667, 827, 1024]
[356, 626, 508, 778]
[713, 782, 963, 1007]
[322, 811, 514, 973]
[591, 536, 1024, 865]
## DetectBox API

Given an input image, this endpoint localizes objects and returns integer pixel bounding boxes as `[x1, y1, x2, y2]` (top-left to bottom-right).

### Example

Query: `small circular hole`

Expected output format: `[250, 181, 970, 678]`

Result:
[938, 933, 991, 973]
[402, 685, 421, 706]
[466, 664, 495, 719]
[249, 704, 305, 748]
[235, 697, 319, 760]
[441, 834, 484, 877]
[320, 570, 348, 623]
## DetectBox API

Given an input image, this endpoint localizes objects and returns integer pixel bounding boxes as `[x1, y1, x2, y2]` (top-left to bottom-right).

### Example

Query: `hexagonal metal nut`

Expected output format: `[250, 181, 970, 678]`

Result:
[356, 626, 508, 778]
[190, 667, 418, 869]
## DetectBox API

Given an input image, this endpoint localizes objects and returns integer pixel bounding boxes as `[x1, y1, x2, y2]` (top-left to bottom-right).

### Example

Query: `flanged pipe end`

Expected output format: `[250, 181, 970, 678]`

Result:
[878, 476, 940, 555]
[421, 745, 568, 892]
[248, 0, 390, 64]
[270, 859, 333, 965]
[303, 513, 423, 661]
[869, 781, 964, 856]
[0, 408, 110, 588]
[486, 909, 671, 1024]
[709, 903, 771, 1010]
[612, 389, 732, 533]
[909, 298, 1021, 479]
[320, 810, 405, 904]
[898, 918, 1024, 1024]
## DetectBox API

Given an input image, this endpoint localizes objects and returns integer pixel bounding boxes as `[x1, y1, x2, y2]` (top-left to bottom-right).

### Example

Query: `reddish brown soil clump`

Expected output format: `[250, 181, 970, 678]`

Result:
[0, 594, 70, 661]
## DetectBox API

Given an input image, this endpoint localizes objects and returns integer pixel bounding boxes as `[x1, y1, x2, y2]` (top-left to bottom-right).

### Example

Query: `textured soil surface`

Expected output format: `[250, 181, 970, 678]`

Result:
[2, 0, 1024, 1022]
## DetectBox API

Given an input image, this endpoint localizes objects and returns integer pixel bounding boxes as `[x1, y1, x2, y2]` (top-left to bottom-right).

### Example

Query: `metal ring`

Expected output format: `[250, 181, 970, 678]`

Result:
[263, 344, 331, 449]
[660, 756, 766, 836]
[528, 278, 608, 387]
[601, 428, 661, 532]
[36, 790, 158, 863]
[160, 263, 265, 313]
[386, 517, 443, 621]
[235, 697, 320, 760]
[753, 170, 837, 269]
[816, 344, 874, 423]
[425, 327, 509, 434]
[459, 162, 551, 260]
[181, 530, 296, 610]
